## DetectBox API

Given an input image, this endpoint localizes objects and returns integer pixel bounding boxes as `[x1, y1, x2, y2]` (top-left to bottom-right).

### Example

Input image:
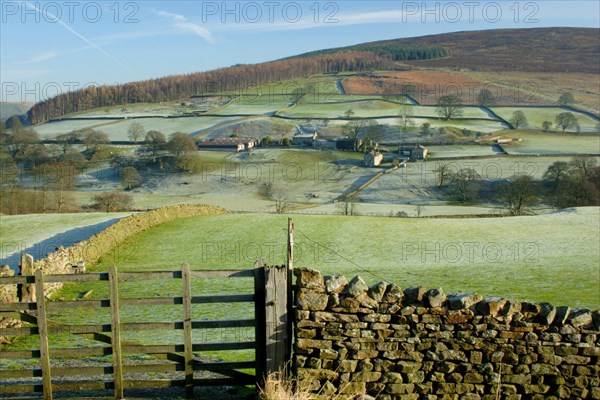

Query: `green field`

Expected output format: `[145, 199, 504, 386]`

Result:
[410, 106, 491, 119]
[33, 116, 241, 141]
[491, 107, 600, 132]
[499, 132, 600, 155]
[233, 75, 340, 97]
[212, 102, 290, 116]
[6, 207, 593, 354]
[278, 100, 395, 118]
[0, 212, 130, 262]
[66, 209, 600, 310]
[426, 144, 501, 158]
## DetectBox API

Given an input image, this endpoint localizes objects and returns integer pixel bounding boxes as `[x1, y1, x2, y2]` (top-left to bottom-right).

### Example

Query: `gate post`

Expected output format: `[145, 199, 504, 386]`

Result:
[254, 262, 289, 384]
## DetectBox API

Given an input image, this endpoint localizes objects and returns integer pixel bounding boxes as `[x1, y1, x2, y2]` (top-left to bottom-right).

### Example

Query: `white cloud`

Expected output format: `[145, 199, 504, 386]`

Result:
[19, 51, 60, 65]
[156, 10, 214, 42]
[23, 2, 130, 71]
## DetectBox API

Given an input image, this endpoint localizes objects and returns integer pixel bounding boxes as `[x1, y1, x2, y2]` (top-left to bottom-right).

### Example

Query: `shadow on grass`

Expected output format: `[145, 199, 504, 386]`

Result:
[1, 218, 124, 274]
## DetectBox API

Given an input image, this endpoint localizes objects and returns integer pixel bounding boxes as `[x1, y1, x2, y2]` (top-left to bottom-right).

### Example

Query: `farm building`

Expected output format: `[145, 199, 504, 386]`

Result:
[292, 126, 319, 146]
[336, 138, 357, 151]
[399, 144, 428, 161]
[313, 139, 337, 150]
[364, 151, 383, 167]
[496, 138, 521, 144]
[197, 137, 258, 152]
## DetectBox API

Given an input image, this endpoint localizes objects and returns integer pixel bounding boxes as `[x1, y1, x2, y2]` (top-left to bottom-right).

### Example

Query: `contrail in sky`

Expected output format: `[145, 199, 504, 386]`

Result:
[24, 1, 130, 71]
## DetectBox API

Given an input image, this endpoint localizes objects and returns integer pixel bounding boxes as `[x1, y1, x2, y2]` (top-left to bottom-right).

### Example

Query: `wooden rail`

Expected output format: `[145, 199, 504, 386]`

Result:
[0, 263, 290, 399]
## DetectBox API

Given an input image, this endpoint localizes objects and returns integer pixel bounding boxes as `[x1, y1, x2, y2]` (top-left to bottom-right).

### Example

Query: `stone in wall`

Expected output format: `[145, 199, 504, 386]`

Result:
[0, 265, 19, 344]
[293, 268, 600, 399]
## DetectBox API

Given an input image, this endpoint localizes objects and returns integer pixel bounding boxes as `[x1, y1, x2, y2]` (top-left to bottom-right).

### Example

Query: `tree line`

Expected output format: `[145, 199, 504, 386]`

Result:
[28, 52, 396, 124]
[0, 120, 202, 214]
[295, 43, 449, 61]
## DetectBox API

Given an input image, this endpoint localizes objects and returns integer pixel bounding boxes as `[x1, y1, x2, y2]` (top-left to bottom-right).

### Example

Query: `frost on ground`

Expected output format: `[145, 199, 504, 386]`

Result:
[0, 213, 130, 272]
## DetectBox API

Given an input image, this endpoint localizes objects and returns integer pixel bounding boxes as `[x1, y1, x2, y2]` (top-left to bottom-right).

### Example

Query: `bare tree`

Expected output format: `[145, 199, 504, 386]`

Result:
[167, 132, 197, 156]
[127, 122, 145, 143]
[541, 121, 552, 132]
[509, 110, 528, 129]
[337, 197, 357, 216]
[271, 186, 289, 214]
[120, 166, 142, 190]
[5, 128, 40, 159]
[435, 95, 463, 120]
[448, 168, 481, 202]
[557, 92, 575, 106]
[397, 105, 414, 131]
[476, 88, 496, 106]
[498, 174, 538, 216]
[83, 130, 110, 157]
[91, 192, 134, 212]
[434, 163, 453, 188]
[555, 112, 579, 133]
[343, 120, 368, 151]
[145, 130, 166, 160]
[569, 156, 597, 177]
[415, 204, 424, 218]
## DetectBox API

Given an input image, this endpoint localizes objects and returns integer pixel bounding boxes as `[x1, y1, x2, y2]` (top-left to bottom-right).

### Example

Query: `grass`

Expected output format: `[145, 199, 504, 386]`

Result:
[79, 209, 600, 309]
[278, 100, 400, 118]
[33, 116, 241, 141]
[214, 102, 291, 116]
[494, 131, 600, 155]
[491, 107, 599, 132]
[410, 106, 490, 119]
[426, 145, 500, 158]
[0, 212, 130, 262]
[8, 207, 596, 355]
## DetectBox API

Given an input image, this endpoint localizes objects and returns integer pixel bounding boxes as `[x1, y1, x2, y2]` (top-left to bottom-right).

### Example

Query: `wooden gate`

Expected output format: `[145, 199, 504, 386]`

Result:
[0, 262, 290, 399]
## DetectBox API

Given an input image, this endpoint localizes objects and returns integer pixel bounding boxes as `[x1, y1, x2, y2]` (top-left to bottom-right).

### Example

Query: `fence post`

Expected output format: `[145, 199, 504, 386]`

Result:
[286, 218, 294, 371]
[254, 261, 266, 385]
[108, 266, 124, 400]
[181, 263, 194, 398]
[34, 269, 52, 400]
[21, 254, 35, 302]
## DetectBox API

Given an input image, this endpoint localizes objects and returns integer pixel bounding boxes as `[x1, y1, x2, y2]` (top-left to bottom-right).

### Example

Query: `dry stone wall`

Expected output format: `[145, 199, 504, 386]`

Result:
[293, 268, 600, 399]
[0, 204, 227, 344]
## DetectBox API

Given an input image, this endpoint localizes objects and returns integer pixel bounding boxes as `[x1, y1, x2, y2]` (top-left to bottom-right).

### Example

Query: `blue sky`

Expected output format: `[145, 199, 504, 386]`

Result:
[1, 1, 599, 102]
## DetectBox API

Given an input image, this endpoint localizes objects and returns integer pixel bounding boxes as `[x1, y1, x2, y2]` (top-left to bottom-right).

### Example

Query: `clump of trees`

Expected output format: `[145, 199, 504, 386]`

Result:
[543, 157, 599, 209]
[434, 156, 598, 213]
[342, 119, 384, 151]
[434, 163, 481, 202]
[91, 192, 134, 212]
[498, 174, 538, 216]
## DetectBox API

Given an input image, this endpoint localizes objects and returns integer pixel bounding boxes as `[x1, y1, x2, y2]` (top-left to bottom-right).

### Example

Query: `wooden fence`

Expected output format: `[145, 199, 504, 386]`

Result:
[0, 262, 290, 399]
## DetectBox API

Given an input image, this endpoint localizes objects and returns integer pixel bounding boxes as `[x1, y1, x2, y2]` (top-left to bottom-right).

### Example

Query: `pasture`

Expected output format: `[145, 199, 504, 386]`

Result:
[0, 212, 130, 267]
[74, 208, 600, 310]
[426, 144, 500, 158]
[498, 131, 600, 155]
[491, 107, 599, 132]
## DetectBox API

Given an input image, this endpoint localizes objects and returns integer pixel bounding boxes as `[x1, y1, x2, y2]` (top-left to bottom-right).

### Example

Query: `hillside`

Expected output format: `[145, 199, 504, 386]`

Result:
[26, 27, 599, 124]
[0, 102, 33, 121]
[400, 27, 600, 73]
